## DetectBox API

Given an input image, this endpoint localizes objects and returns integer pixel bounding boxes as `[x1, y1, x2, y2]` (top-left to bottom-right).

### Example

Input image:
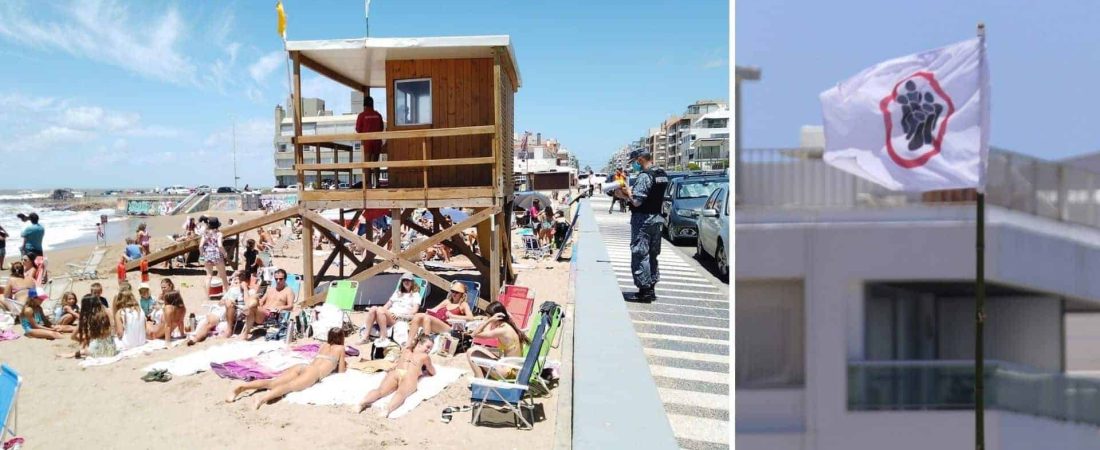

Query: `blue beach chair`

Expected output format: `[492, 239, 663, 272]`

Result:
[1, 364, 22, 444]
[469, 310, 550, 429]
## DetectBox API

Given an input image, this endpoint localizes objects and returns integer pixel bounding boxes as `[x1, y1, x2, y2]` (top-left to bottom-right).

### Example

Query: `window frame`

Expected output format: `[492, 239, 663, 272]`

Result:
[393, 77, 433, 127]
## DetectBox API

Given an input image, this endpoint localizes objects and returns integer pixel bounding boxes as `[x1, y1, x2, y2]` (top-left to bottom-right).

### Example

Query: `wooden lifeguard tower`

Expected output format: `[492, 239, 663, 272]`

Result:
[285, 35, 521, 305]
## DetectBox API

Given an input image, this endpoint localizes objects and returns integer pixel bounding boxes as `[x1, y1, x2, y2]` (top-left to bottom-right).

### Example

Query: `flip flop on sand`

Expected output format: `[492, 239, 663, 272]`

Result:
[141, 369, 171, 382]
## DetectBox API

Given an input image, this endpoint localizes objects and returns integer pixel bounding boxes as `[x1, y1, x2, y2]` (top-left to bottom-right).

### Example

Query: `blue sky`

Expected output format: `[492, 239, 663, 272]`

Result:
[0, 0, 729, 189]
[738, 0, 1100, 160]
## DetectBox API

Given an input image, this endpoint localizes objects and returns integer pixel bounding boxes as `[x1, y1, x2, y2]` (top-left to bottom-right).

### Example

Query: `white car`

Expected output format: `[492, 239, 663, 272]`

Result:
[272, 184, 299, 193]
[165, 185, 190, 195]
[696, 183, 729, 280]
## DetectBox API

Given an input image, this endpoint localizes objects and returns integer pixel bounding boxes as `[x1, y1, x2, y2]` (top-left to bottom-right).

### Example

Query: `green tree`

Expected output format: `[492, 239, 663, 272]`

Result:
[687, 162, 701, 171]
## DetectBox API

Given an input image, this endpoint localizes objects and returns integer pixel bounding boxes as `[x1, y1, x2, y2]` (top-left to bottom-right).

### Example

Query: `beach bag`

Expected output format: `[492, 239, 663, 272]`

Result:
[0, 311, 14, 332]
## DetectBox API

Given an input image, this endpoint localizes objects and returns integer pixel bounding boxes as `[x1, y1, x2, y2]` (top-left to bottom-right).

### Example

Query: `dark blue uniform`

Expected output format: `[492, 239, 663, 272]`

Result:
[629, 167, 668, 300]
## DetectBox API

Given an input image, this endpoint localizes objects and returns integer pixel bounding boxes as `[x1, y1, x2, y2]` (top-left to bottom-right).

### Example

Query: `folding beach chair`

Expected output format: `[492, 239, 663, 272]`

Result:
[469, 311, 550, 429]
[324, 280, 359, 311]
[66, 248, 106, 280]
[1, 364, 22, 444]
[365, 276, 431, 341]
[473, 289, 534, 349]
[521, 234, 549, 259]
[459, 280, 481, 315]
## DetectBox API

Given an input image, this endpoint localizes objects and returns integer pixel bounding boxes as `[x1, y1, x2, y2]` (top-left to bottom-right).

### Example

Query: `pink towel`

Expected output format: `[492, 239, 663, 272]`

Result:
[0, 330, 20, 341]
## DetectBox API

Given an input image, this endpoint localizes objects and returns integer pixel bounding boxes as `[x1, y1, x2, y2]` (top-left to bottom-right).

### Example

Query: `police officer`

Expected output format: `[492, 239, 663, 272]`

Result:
[615, 149, 669, 302]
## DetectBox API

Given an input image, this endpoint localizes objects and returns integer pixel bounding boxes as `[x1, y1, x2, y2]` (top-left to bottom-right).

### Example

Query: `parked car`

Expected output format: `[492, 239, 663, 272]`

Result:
[195, 185, 211, 193]
[336, 182, 350, 189]
[272, 184, 298, 193]
[661, 175, 727, 244]
[696, 183, 729, 280]
[216, 186, 238, 194]
[165, 185, 190, 195]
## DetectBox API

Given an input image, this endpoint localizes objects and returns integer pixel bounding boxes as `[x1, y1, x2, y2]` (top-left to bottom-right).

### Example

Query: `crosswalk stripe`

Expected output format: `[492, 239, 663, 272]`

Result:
[657, 388, 730, 410]
[651, 365, 730, 384]
[631, 310, 730, 322]
[636, 332, 729, 347]
[644, 347, 730, 364]
[632, 319, 728, 332]
[617, 279, 717, 289]
[667, 415, 730, 446]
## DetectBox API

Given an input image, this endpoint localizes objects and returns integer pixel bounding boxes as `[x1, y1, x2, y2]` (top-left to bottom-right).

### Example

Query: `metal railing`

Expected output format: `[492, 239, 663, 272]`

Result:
[739, 147, 1100, 228]
[849, 360, 1100, 425]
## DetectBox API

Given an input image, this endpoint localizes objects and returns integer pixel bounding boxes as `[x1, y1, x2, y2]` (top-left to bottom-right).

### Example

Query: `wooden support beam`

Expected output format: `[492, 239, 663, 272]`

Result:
[313, 227, 362, 268]
[300, 209, 397, 262]
[426, 209, 489, 274]
[292, 53, 305, 189]
[302, 208, 315, 290]
[401, 207, 497, 259]
[490, 211, 501, 303]
[293, 125, 495, 145]
[296, 156, 494, 172]
[493, 49, 504, 199]
[296, 51, 368, 93]
[338, 209, 345, 278]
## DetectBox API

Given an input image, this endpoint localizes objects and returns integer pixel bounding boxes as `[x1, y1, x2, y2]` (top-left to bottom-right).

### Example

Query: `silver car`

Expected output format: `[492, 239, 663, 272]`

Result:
[696, 183, 729, 280]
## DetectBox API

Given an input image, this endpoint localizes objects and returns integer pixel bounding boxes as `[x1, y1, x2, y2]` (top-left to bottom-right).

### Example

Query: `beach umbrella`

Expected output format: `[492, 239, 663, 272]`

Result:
[513, 191, 552, 210]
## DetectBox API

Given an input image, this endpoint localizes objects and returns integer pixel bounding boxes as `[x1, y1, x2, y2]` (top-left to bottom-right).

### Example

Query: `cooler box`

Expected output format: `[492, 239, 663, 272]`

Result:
[208, 278, 224, 300]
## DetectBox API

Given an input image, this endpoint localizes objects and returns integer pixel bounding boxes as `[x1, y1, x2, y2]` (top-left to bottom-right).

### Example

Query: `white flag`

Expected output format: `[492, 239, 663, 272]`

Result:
[820, 37, 989, 192]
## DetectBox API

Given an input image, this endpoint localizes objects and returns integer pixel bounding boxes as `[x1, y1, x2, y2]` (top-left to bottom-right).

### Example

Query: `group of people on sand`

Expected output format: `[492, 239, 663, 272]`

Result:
[223, 275, 533, 417]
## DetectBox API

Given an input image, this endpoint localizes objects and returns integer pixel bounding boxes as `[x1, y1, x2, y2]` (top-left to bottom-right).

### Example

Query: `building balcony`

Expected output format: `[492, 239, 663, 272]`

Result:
[740, 147, 1100, 230]
[849, 360, 1100, 426]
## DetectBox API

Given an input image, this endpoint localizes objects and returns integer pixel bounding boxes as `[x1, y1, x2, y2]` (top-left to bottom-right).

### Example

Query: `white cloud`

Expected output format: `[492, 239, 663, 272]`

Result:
[0, 1, 198, 85]
[0, 92, 182, 153]
[701, 48, 728, 70]
[202, 118, 274, 158]
[301, 76, 353, 114]
[249, 51, 285, 84]
[61, 106, 139, 131]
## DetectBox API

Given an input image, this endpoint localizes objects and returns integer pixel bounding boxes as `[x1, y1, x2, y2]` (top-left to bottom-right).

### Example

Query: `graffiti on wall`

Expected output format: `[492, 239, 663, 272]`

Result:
[127, 199, 177, 216]
[259, 194, 298, 212]
[208, 196, 242, 211]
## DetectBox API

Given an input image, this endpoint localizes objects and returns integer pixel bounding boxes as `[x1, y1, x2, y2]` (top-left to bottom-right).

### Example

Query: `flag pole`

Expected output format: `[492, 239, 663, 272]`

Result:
[975, 21, 987, 450]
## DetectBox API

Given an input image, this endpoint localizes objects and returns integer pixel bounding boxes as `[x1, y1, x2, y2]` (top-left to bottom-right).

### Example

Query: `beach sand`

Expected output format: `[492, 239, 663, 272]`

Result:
[1, 215, 571, 449]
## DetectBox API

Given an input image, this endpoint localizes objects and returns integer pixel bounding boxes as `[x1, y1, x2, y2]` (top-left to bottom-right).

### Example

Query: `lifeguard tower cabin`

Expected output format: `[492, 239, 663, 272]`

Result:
[285, 35, 521, 304]
[124, 35, 519, 306]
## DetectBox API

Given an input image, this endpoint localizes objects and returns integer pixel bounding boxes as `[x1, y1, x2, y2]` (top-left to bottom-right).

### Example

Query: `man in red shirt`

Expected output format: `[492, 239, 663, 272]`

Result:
[355, 95, 385, 187]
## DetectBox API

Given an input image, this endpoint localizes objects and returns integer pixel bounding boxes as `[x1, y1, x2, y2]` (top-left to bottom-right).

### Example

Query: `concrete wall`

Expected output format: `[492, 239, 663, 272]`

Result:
[736, 204, 1100, 449]
[124, 197, 181, 216]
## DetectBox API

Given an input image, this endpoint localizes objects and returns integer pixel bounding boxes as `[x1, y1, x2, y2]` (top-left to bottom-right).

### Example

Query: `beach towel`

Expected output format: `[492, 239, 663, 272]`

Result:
[211, 344, 363, 381]
[0, 330, 19, 342]
[284, 366, 465, 418]
[79, 339, 183, 367]
[142, 340, 285, 377]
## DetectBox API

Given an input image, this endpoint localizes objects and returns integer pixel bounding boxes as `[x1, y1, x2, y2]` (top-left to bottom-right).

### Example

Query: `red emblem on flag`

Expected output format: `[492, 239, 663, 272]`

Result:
[879, 71, 955, 169]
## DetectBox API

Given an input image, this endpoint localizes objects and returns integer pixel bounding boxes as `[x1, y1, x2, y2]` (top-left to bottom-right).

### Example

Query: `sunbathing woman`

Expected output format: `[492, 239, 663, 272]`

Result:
[466, 301, 530, 379]
[356, 335, 436, 417]
[406, 281, 475, 346]
[362, 274, 421, 346]
[226, 327, 347, 410]
[20, 293, 74, 339]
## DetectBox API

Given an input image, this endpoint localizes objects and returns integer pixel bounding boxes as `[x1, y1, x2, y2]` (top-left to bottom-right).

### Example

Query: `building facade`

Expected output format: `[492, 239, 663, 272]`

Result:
[273, 94, 383, 187]
[737, 134, 1100, 449]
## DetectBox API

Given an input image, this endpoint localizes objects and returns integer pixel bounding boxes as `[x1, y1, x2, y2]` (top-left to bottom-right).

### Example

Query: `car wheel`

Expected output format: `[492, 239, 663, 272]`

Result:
[715, 239, 728, 280]
[668, 230, 681, 246]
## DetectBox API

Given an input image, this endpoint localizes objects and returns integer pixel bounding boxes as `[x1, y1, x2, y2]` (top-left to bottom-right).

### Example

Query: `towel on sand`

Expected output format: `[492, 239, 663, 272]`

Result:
[80, 339, 183, 367]
[285, 366, 465, 418]
[143, 340, 285, 376]
[0, 330, 19, 342]
[211, 344, 363, 381]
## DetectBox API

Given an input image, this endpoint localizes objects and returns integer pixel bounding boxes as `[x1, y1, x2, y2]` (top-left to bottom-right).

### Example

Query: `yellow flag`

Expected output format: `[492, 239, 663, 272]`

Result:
[276, 1, 287, 40]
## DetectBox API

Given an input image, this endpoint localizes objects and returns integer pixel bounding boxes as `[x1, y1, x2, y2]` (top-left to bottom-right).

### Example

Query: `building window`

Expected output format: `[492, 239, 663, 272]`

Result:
[737, 281, 805, 388]
[395, 78, 432, 126]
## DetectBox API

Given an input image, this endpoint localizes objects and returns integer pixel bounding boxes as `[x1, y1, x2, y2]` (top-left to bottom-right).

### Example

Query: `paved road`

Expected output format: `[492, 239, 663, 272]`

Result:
[589, 196, 731, 450]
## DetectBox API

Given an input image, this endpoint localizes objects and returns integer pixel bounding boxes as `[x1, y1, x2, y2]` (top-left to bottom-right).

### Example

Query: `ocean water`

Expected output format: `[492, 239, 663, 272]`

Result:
[0, 195, 120, 256]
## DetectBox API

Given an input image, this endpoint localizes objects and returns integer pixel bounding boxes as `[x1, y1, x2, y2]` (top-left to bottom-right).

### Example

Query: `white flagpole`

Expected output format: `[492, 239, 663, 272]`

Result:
[365, 0, 372, 37]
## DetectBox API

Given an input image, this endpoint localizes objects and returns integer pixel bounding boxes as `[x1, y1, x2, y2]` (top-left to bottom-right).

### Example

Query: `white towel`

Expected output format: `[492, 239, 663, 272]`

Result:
[285, 366, 465, 418]
[142, 340, 285, 376]
[80, 339, 175, 367]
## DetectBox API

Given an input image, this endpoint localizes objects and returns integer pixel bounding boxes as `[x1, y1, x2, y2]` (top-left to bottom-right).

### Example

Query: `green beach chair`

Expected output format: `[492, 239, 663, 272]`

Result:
[324, 280, 358, 311]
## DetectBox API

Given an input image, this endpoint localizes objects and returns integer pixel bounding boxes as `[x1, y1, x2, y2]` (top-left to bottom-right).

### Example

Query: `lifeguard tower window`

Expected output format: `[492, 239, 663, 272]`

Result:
[395, 78, 432, 126]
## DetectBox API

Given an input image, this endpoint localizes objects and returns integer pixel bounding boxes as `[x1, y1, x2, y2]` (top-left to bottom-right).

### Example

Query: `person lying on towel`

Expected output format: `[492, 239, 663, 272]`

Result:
[226, 327, 347, 410]
[356, 335, 436, 418]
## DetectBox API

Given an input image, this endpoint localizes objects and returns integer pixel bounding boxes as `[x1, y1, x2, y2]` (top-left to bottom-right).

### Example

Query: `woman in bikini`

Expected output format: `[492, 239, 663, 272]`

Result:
[356, 335, 436, 417]
[200, 218, 230, 295]
[2, 262, 35, 314]
[406, 281, 475, 346]
[226, 327, 347, 410]
[466, 301, 530, 379]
